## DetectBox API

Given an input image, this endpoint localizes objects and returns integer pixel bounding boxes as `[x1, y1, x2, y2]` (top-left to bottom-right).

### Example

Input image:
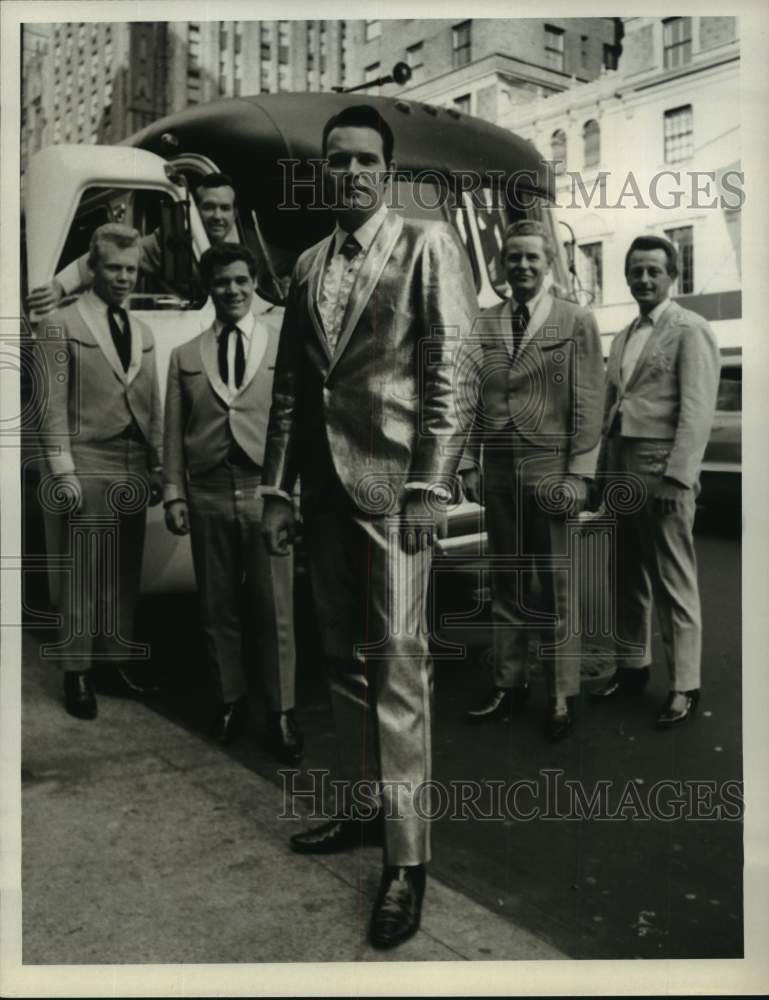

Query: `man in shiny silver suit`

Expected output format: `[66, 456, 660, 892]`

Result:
[261, 105, 477, 949]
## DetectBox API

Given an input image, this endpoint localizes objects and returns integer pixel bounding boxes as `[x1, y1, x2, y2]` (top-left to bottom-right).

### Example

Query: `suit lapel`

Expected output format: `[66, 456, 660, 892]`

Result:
[624, 302, 677, 393]
[75, 297, 126, 382]
[199, 326, 231, 406]
[327, 212, 404, 376]
[125, 311, 143, 385]
[306, 236, 334, 361]
[234, 319, 278, 396]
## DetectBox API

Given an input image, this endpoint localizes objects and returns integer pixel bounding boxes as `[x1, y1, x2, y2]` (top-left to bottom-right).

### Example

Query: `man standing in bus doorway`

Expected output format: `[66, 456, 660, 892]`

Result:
[461, 219, 605, 741]
[162, 243, 302, 764]
[26, 173, 241, 314]
[590, 235, 719, 727]
[37, 223, 163, 719]
[261, 105, 476, 949]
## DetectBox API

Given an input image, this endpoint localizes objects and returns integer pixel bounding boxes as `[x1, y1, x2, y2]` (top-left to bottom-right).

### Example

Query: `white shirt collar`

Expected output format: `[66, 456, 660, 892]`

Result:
[510, 279, 550, 320]
[83, 288, 128, 315]
[213, 308, 256, 340]
[332, 203, 388, 256]
[636, 297, 672, 328]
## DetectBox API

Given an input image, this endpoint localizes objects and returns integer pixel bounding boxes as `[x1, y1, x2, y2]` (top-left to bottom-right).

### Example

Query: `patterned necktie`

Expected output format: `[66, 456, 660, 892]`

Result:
[218, 325, 245, 389]
[340, 233, 360, 262]
[511, 302, 530, 362]
[107, 306, 131, 372]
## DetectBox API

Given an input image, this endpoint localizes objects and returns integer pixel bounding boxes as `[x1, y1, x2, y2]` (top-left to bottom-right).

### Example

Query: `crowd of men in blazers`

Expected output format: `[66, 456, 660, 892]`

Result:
[31, 104, 720, 950]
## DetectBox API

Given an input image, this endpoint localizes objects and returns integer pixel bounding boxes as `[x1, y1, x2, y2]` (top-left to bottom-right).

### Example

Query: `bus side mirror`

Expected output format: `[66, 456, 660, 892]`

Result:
[159, 199, 195, 299]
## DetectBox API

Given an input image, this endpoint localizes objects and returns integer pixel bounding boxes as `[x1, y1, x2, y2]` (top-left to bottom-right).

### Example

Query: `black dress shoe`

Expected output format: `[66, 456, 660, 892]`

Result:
[265, 709, 304, 765]
[466, 683, 530, 723]
[589, 666, 650, 701]
[210, 698, 247, 746]
[545, 700, 573, 743]
[369, 864, 426, 949]
[64, 671, 97, 720]
[290, 816, 383, 855]
[655, 690, 700, 729]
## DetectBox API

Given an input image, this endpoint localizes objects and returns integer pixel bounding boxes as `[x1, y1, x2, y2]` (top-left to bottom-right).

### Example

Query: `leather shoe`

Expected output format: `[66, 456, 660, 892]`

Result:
[290, 816, 383, 854]
[655, 690, 700, 729]
[589, 666, 649, 701]
[64, 671, 97, 720]
[210, 698, 247, 746]
[545, 699, 573, 742]
[466, 683, 530, 723]
[369, 864, 426, 949]
[265, 709, 304, 765]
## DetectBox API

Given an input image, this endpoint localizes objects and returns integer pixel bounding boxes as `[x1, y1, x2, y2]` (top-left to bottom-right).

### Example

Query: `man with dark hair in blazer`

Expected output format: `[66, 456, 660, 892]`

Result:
[37, 223, 163, 719]
[163, 243, 302, 763]
[261, 104, 477, 948]
[590, 235, 719, 727]
[462, 220, 605, 741]
[27, 173, 240, 315]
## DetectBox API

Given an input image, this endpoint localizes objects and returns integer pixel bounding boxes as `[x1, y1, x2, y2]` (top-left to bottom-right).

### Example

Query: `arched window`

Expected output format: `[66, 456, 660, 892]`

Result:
[550, 128, 567, 174]
[583, 119, 600, 167]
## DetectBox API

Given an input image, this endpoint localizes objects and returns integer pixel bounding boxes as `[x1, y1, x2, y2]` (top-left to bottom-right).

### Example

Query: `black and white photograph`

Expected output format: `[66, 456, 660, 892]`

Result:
[1, 1, 767, 995]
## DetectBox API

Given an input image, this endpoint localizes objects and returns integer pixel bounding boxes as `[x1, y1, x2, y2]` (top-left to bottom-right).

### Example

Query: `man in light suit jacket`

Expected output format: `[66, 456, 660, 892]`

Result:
[261, 105, 477, 949]
[591, 235, 719, 727]
[461, 220, 605, 741]
[163, 244, 301, 763]
[37, 223, 163, 720]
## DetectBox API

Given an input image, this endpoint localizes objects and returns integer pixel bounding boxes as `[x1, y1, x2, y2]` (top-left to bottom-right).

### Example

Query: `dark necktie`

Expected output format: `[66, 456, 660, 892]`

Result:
[107, 306, 131, 372]
[511, 302, 530, 362]
[218, 325, 245, 389]
[340, 233, 360, 262]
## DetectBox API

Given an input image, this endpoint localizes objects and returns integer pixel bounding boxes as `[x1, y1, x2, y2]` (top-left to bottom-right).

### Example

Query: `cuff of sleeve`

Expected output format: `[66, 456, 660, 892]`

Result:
[567, 442, 601, 479]
[162, 485, 186, 505]
[48, 453, 76, 475]
[260, 486, 294, 503]
[663, 473, 690, 489]
[405, 481, 453, 503]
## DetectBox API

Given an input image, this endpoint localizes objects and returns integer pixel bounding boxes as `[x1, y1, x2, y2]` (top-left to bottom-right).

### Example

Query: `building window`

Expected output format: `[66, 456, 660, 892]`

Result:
[664, 104, 693, 163]
[544, 24, 565, 72]
[580, 35, 588, 69]
[406, 41, 424, 84]
[453, 94, 471, 114]
[452, 21, 471, 67]
[220, 25, 228, 49]
[577, 243, 603, 305]
[664, 225, 694, 294]
[278, 21, 290, 63]
[364, 62, 381, 91]
[278, 64, 290, 91]
[365, 20, 381, 42]
[582, 119, 600, 167]
[663, 17, 692, 70]
[550, 128, 567, 174]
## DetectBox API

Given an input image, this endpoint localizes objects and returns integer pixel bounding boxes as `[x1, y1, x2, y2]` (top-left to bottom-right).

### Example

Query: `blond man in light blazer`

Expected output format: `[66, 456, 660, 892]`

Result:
[591, 235, 720, 728]
[37, 223, 163, 720]
[163, 244, 301, 764]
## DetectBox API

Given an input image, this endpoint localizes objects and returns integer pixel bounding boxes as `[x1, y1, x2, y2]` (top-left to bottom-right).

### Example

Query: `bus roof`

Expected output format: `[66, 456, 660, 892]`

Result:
[127, 92, 553, 200]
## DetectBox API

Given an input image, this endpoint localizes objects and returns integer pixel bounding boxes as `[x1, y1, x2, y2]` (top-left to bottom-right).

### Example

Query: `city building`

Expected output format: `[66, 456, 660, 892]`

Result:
[499, 16, 741, 341]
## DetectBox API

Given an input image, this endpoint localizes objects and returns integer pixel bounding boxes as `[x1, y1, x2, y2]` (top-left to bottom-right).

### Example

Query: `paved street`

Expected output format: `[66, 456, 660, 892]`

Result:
[19, 498, 741, 963]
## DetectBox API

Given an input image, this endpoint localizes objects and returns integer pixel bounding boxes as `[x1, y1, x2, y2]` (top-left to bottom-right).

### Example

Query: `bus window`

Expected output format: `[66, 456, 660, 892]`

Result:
[54, 186, 201, 310]
[717, 364, 742, 412]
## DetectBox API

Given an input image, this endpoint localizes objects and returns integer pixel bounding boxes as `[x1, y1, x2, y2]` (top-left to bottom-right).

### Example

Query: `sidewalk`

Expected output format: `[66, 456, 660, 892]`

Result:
[20, 634, 564, 965]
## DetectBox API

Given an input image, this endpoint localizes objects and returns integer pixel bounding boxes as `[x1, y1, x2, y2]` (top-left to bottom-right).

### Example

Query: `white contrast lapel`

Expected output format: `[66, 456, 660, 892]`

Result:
[234, 320, 271, 396]
[327, 212, 404, 376]
[75, 296, 126, 382]
[199, 325, 231, 406]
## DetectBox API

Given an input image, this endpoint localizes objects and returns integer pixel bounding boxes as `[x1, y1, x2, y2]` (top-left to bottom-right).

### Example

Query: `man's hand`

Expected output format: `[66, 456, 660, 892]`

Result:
[27, 280, 65, 316]
[460, 467, 481, 505]
[654, 476, 690, 515]
[54, 473, 83, 513]
[148, 471, 163, 507]
[164, 500, 189, 536]
[400, 490, 448, 552]
[262, 496, 296, 556]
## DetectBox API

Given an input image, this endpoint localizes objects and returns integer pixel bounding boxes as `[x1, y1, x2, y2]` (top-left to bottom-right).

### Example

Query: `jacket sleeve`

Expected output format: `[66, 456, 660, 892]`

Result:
[409, 223, 479, 491]
[567, 307, 605, 477]
[664, 316, 720, 488]
[146, 330, 163, 473]
[262, 273, 304, 501]
[36, 310, 76, 475]
[162, 348, 187, 503]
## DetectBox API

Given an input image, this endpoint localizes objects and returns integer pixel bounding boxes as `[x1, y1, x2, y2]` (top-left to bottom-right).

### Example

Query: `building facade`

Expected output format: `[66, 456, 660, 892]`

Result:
[499, 16, 741, 341]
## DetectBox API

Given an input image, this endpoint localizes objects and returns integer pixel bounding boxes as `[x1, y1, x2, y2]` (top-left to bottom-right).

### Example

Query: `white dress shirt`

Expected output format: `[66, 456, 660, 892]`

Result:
[620, 297, 671, 389]
[213, 309, 266, 394]
[318, 203, 388, 353]
[504, 279, 553, 357]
